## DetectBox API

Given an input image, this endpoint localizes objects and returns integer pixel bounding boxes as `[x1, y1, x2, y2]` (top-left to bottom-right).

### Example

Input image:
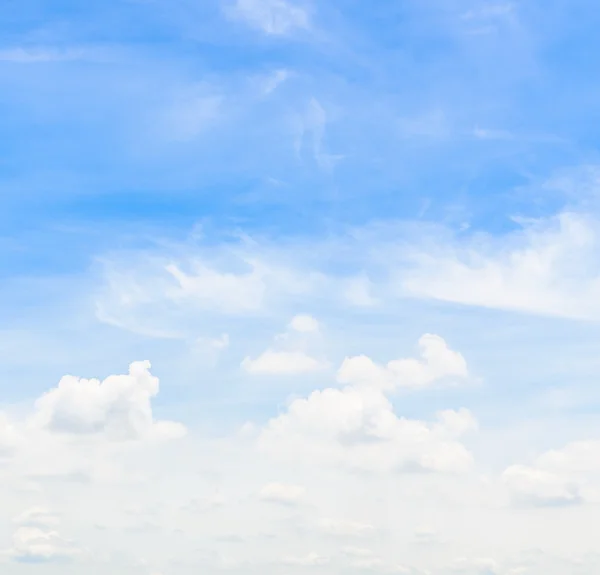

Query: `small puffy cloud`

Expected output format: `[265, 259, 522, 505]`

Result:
[242, 350, 327, 375]
[242, 315, 327, 374]
[32, 361, 186, 441]
[226, 0, 309, 36]
[259, 482, 306, 504]
[258, 336, 475, 473]
[337, 334, 468, 391]
[5, 509, 80, 563]
[289, 314, 320, 333]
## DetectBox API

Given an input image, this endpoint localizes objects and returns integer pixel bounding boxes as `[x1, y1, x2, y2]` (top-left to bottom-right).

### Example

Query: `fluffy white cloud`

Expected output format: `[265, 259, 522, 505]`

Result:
[227, 0, 309, 35]
[502, 440, 600, 506]
[242, 350, 326, 375]
[32, 361, 186, 441]
[289, 314, 320, 333]
[242, 315, 328, 374]
[257, 335, 476, 473]
[259, 482, 306, 504]
[337, 334, 468, 390]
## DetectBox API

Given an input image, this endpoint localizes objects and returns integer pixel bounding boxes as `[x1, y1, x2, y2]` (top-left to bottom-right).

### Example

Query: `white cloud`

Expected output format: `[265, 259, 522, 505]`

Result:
[242, 315, 327, 374]
[343, 275, 378, 307]
[4, 508, 80, 563]
[242, 350, 326, 375]
[257, 335, 476, 473]
[502, 440, 600, 506]
[32, 361, 186, 441]
[294, 98, 344, 170]
[95, 246, 330, 338]
[227, 0, 309, 35]
[402, 212, 600, 320]
[337, 334, 468, 391]
[259, 482, 306, 504]
[502, 465, 581, 507]
[289, 314, 319, 333]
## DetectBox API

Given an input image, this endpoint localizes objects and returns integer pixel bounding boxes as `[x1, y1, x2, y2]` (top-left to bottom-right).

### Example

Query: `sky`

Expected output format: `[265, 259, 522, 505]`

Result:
[3, 0, 600, 573]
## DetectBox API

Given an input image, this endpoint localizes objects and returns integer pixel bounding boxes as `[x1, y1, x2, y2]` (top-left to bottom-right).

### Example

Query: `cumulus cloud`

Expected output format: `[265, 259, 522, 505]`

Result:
[242, 350, 326, 375]
[259, 482, 306, 504]
[257, 335, 476, 473]
[289, 314, 319, 333]
[242, 315, 328, 375]
[502, 440, 600, 506]
[226, 0, 309, 35]
[337, 334, 468, 391]
[32, 361, 186, 441]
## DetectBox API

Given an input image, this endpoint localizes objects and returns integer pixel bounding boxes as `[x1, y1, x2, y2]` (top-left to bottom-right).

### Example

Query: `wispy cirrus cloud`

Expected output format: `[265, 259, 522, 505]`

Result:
[225, 0, 310, 36]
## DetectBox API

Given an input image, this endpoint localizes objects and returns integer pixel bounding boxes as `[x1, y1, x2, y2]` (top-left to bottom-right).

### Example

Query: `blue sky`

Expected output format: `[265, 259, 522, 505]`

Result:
[3, 1, 600, 574]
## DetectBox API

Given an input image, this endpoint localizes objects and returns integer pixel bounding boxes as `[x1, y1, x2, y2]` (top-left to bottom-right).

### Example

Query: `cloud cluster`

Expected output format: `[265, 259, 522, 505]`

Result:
[257, 334, 476, 473]
[32, 361, 186, 441]
[337, 333, 468, 391]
